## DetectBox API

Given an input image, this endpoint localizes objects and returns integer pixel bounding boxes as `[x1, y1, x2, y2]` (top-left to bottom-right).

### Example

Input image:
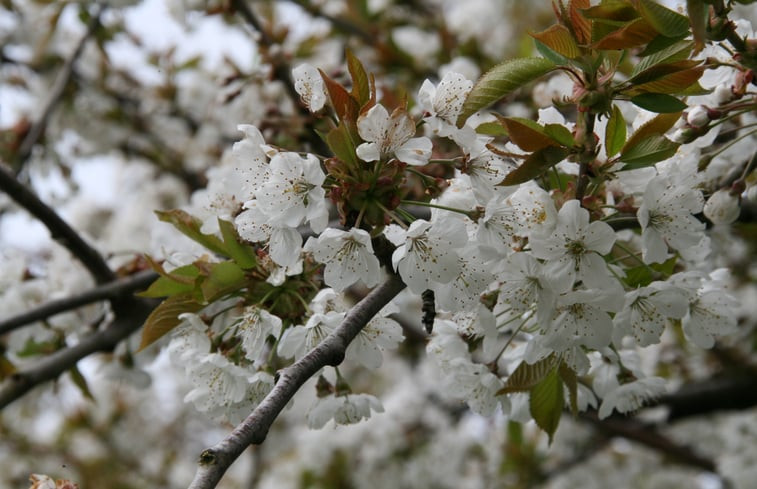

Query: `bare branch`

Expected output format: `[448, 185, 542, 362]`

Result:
[0, 297, 154, 409]
[0, 270, 158, 335]
[580, 410, 717, 473]
[14, 5, 103, 168]
[0, 162, 115, 284]
[187, 273, 406, 489]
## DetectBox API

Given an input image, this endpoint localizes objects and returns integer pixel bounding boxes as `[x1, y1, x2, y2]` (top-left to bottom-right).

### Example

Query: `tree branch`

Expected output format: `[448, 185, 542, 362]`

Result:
[0, 270, 158, 335]
[187, 273, 406, 489]
[13, 4, 103, 169]
[0, 162, 115, 284]
[0, 297, 155, 409]
[580, 410, 717, 473]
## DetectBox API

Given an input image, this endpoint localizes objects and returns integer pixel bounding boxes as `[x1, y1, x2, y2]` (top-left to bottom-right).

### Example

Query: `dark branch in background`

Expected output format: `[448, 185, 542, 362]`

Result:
[13, 4, 103, 170]
[284, 0, 374, 43]
[187, 273, 406, 489]
[0, 270, 158, 335]
[0, 298, 155, 409]
[231, 0, 331, 157]
[580, 410, 717, 473]
[0, 163, 115, 284]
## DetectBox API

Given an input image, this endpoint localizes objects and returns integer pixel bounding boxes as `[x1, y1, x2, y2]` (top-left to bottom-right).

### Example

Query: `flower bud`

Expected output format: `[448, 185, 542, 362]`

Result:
[686, 106, 710, 127]
[704, 188, 740, 225]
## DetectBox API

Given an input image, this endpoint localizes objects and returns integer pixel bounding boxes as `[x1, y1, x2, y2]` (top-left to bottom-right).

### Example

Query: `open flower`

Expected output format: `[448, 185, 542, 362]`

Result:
[292, 63, 327, 112]
[304, 227, 381, 291]
[637, 175, 705, 264]
[598, 377, 666, 419]
[418, 71, 473, 136]
[612, 282, 688, 347]
[356, 104, 432, 165]
[391, 218, 467, 293]
[307, 393, 384, 429]
[254, 151, 328, 232]
[529, 200, 616, 292]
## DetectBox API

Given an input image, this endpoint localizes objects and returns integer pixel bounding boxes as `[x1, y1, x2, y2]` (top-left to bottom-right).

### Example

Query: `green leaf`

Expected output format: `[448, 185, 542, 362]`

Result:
[16, 336, 64, 357]
[686, 0, 707, 52]
[622, 111, 681, 153]
[544, 123, 576, 147]
[155, 209, 228, 257]
[346, 49, 370, 106]
[69, 364, 95, 401]
[529, 366, 564, 443]
[199, 261, 246, 302]
[605, 104, 627, 157]
[498, 355, 558, 394]
[475, 121, 509, 136]
[630, 93, 687, 113]
[534, 39, 571, 66]
[499, 146, 570, 186]
[632, 40, 694, 77]
[138, 294, 204, 352]
[138, 262, 200, 298]
[218, 219, 257, 269]
[619, 134, 680, 169]
[636, 0, 690, 38]
[457, 57, 555, 126]
[558, 362, 578, 416]
[624, 264, 654, 288]
[326, 121, 360, 166]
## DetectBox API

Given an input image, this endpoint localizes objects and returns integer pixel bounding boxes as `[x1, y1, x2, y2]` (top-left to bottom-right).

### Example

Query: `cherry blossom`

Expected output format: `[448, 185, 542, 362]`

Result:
[355, 104, 432, 166]
[612, 283, 688, 347]
[304, 227, 381, 291]
[391, 218, 467, 294]
[292, 64, 327, 112]
[529, 200, 616, 292]
[598, 377, 667, 419]
[307, 393, 385, 429]
[418, 71, 473, 136]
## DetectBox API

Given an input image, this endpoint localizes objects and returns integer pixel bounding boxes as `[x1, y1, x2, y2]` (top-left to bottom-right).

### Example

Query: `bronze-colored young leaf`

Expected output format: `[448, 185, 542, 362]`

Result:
[622, 111, 681, 152]
[138, 294, 204, 352]
[619, 134, 680, 169]
[456, 57, 555, 127]
[630, 93, 687, 113]
[530, 24, 581, 58]
[502, 117, 558, 152]
[605, 104, 627, 157]
[320, 69, 360, 123]
[592, 17, 658, 50]
[0, 355, 16, 380]
[155, 209, 228, 257]
[218, 218, 257, 270]
[499, 146, 570, 186]
[529, 366, 564, 443]
[569, 0, 592, 45]
[633, 67, 705, 95]
[497, 354, 558, 395]
[634, 0, 690, 38]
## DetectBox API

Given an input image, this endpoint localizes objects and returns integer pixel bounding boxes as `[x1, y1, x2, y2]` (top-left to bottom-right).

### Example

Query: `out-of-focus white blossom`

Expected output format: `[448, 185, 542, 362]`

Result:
[704, 189, 741, 225]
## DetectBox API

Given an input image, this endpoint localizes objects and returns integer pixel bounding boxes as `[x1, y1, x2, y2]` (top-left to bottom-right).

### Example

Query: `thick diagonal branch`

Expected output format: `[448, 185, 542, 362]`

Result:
[0, 270, 158, 335]
[187, 273, 406, 489]
[0, 163, 115, 284]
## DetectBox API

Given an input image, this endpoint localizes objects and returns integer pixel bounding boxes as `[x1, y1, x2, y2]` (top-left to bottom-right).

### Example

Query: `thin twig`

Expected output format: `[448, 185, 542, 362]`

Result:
[0, 162, 115, 284]
[187, 273, 406, 489]
[231, 0, 331, 157]
[0, 298, 155, 409]
[0, 270, 158, 335]
[14, 4, 103, 169]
